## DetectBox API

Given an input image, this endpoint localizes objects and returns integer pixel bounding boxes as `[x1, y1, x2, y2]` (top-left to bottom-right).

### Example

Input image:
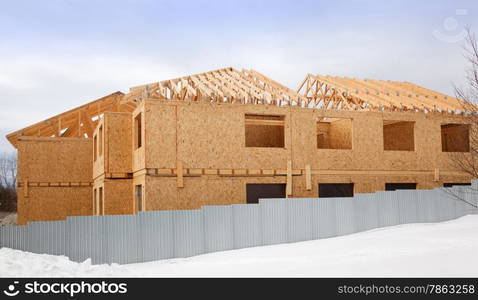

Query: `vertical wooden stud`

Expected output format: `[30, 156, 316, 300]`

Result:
[24, 179, 29, 198]
[305, 164, 312, 191]
[286, 160, 292, 196]
[434, 168, 440, 182]
[177, 160, 184, 188]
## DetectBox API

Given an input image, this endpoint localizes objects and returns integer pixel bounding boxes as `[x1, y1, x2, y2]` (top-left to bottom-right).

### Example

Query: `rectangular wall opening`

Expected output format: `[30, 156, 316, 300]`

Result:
[98, 125, 103, 157]
[246, 183, 286, 204]
[98, 187, 103, 215]
[385, 183, 417, 191]
[383, 120, 415, 151]
[245, 114, 285, 148]
[318, 183, 354, 198]
[134, 113, 142, 149]
[441, 123, 470, 152]
[135, 184, 143, 212]
[93, 134, 98, 161]
[443, 182, 471, 188]
[317, 117, 352, 149]
[93, 188, 97, 215]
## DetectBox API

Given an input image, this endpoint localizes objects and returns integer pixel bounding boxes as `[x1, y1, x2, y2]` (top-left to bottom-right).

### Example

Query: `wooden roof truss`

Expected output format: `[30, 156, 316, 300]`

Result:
[6, 92, 138, 147]
[124, 67, 311, 107]
[297, 74, 466, 113]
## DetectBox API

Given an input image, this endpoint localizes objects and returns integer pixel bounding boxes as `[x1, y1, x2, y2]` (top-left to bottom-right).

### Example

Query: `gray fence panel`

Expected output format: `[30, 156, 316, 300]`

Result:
[260, 199, 288, 245]
[450, 186, 467, 217]
[377, 191, 400, 227]
[397, 190, 419, 224]
[67, 216, 105, 264]
[139, 211, 174, 261]
[438, 188, 455, 221]
[3, 180, 478, 264]
[27, 221, 67, 256]
[415, 190, 432, 223]
[336, 197, 356, 236]
[287, 198, 314, 243]
[26, 221, 45, 254]
[104, 215, 141, 264]
[355, 194, 378, 232]
[173, 210, 205, 258]
[232, 204, 262, 249]
[463, 187, 478, 214]
[0, 225, 27, 251]
[428, 188, 442, 223]
[203, 205, 234, 253]
[315, 197, 337, 238]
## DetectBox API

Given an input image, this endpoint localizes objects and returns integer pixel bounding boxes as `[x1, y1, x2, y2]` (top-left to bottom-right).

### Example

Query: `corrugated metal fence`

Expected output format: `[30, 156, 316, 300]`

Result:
[1, 183, 478, 265]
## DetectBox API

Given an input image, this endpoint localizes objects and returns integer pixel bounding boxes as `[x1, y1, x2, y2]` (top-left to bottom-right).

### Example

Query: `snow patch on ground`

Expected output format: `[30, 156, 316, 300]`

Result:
[1, 215, 478, 277]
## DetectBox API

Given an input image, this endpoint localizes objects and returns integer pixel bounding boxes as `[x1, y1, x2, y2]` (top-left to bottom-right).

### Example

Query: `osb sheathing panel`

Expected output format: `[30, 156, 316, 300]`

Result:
[144, 102, 177, 169]
[132, 104, 146, 172]
[93, 178, 134, 215]
[105, 112, 132, 174]
[17, 186, 92, 225]
[144, 173, 457, 211]
[17, 137, 92, 183]
[92, 117, 105, 179]
[145, 175, 286, 210]
[141, 101, 472, 174]
[144, 101, 290, 170]
[327, 118, 352, 149]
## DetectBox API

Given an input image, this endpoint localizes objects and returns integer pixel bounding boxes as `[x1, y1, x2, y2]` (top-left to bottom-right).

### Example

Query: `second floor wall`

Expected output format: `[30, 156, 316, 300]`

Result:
[130, 100, 472, 173]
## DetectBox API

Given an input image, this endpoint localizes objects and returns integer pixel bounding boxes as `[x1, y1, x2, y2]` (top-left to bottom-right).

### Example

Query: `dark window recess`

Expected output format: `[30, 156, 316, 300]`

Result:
[444, 183, 471, 188]
[134, 113, 142, 149]
[98, 187, 104, 215]
[385, 183, 417, 191]
[318, 183, 354, 198]
[135, 184, 143, 212]
[383, 120, 415, 151]
[246, 184, 286, 204]
[93, 134, 98, 161]
[441, 124, 470, 152]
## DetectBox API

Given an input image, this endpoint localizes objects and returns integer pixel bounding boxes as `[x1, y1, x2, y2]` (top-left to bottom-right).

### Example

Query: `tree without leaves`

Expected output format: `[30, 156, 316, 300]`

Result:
[0, 152, 17, 212]
[445, 28, 478, 209]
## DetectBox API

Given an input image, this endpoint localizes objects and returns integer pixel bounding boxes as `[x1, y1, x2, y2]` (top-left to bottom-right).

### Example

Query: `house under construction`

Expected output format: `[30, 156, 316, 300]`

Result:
[7, 67, 474, 225]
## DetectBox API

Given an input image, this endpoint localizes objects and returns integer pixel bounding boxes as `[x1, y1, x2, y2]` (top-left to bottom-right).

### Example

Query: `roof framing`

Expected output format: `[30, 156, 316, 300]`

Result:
[124, 67, 310, 106]
[7, 67, 472, 148]
[6, 92, 137, 148]
[297, 74, 468, 112]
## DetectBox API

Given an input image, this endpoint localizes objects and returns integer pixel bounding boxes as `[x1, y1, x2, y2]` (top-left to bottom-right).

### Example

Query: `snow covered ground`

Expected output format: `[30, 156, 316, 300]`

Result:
[1, 215, 478, 277]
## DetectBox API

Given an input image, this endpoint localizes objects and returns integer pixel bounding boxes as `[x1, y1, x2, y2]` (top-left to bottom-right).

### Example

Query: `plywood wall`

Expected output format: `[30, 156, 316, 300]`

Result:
[17, 186, 92, 225]
[93, 112, 133, 179]
[133, 101, 473, 210]
[16, 137, 93, 224]
[93, 177, 134, 215]
[17, 137, 92, 183]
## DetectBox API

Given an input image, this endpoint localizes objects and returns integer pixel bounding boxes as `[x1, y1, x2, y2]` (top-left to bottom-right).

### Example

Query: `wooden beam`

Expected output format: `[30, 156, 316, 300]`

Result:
[286, 160, 292, 196]
[177, 160, 184, 188]
[305, 164, 312, 191]
[24, 179, 29, 198]
[244, 119, 285, 126]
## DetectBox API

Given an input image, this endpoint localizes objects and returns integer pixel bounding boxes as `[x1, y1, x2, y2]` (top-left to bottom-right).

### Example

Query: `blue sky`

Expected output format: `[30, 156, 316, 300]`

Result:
[0, 0, 477, 152]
